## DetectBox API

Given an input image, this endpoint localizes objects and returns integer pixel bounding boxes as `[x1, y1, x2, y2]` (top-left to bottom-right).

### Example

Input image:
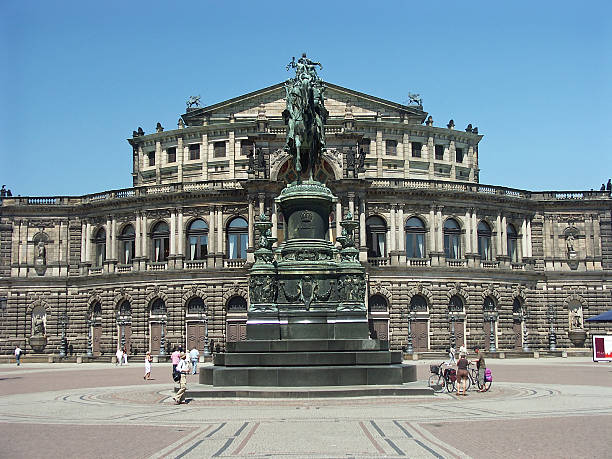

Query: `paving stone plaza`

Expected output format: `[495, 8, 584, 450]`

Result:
[1, 357, 610, 458]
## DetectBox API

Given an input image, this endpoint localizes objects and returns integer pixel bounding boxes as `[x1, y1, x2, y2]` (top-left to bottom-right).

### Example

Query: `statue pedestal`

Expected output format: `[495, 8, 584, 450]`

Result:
[28, 335, 47, 353]
[568, 329, 587, 347]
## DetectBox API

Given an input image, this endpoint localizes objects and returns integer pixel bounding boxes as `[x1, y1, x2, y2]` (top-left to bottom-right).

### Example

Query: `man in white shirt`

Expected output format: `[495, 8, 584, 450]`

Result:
[116, 347, 123, 366]
[14, 345, 22, 366]
[173, 353, 189, 405]
[189, 347, 200, 375]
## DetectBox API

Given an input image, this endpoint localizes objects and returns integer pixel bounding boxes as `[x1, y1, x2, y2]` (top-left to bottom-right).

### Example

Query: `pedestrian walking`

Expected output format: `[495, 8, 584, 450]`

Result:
[144, 351, 152, 380]
[456, 353, 469, 396]
[14, 345, 22, 366]
[473, 348, 487, 392]
[116, 347, 123, 366]
[173, 352, 189, 405]
[123, 346, 128, 365]
[189, 347, 200, 375]
[171, 347, 180, 373]
[447, 346, 456, 365]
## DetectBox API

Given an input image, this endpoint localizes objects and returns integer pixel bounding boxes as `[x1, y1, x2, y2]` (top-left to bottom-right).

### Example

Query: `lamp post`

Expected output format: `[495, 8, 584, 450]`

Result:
[403, 309, 414, 354]
[548, 304, 556, 351]
[522, 308, 530, 352]
[447, 311, 456, 350]
[58, 313, 69, 357]
[159, 318, 166, 356]
[84, 313, 93, 357]
[118, 317, 126, 350]
[484, 311, 497, 352]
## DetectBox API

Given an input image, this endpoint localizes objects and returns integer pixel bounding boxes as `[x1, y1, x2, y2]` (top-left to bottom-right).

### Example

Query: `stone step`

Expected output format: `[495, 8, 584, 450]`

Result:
[184, 381, 433, 398]
[215, 350, 403, 367]
[226, 339, 389, 353]
[199, 363, 416, 387]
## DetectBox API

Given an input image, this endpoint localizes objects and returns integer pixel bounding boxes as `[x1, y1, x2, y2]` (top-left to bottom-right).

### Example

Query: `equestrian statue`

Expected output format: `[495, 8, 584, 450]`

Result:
[283, 53, 329, 181]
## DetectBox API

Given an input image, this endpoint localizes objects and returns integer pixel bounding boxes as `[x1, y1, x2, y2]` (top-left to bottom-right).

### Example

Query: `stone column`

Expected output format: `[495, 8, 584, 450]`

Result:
[258, 193, 265, 216]
[201, 133, 208, 181]
[105, 217, 112, 260]
[177, 137, 184, 183]
[271, 201, 278, 246]
[135, 213, 142, 258]
[593, 215, 601, 258]
[436, 207, 444, 255]
[228, 130, 235, 179]
[217, 206, 223, 258]
[403, 132, 410, 178]
[142, 213, 148, 262]
[359, 196, 367, 262]
[376, 130, 383, 177]
[496, 213, 502, 258]
[501, 215, 507, 256]
[81, 220, 87, 263]
[551, 216, 559, 264]
[389, 204, 396, 253]
[521, 218, 527, 260]
[170, 210, 177, 256]
[247, 197, 255, 263]
[177, 208, 184, 257]
[155, 140, 162, 184]
[348, 193, 355, 216]
[526, 218, 532, 258]
[471, 211, 478, 255]
[208, 207, 216, 256]
[86, 221, 92, 265]
[428, 206, 436, 253]
[465, 209, 472, 254]
[398, 205, 406, 264]
[111, 218, 117, 259]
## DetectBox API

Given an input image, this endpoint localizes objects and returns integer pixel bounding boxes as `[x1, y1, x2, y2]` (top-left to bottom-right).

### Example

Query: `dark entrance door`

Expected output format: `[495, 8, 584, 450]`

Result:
[368, 319, 388, 340]
[187, 322, 206, 353]
[150, 322, 161, 354]
[412, 320, 428, 352]
[455, 321, 465, 348]
[92, 324, 101, 356]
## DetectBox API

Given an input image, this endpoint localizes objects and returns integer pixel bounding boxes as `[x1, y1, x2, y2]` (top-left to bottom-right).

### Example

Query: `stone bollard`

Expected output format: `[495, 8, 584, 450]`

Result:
[499, 352, 505, 359]
[152, 356, 159, 363]
[48, 356, 54, 363]
[412, 353, 419, 361]
[562, 351, 568, 358]
[76, 356, 83, 364]
[533, 351, 539, 359]
[111, 356, 117, 364]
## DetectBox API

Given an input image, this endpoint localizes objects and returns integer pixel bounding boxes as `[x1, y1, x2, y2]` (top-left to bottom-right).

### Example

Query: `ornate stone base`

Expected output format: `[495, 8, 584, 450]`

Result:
[28, 335, 47, 353]
[568, 329, 587, 347]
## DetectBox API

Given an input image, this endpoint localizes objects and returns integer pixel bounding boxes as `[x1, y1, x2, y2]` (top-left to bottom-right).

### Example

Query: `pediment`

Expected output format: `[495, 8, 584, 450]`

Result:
[182, 82, 426, 125]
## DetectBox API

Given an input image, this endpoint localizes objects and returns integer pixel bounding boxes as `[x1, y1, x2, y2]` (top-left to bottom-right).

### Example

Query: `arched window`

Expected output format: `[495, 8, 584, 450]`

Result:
[227, 296, 247, 311]
[443, 219, 461, 259]
[507, 224, 520, 262]
[118, 225, 135, 264]
[150, 298, 166, 316]
[477, 221, 492, 261]
[483, 296, 496, 312]
[94, 228, 106, 267]
[227, 217, 248, 259]
[151, 221, 169, 262]
[410, 294, 428, 312]
[91, 301, 102, 319]
[405, 216, 426, 259]
[118, 300, 131, 317]
[449, 295, 463, 312]
[369, 294, 388, 312]
[187, 297, 206, 315]
[366, 216, 387, 258]
[187, 219, 208, 261]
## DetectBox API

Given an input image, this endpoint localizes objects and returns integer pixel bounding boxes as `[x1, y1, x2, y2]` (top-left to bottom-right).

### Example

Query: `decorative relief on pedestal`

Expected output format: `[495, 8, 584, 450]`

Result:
[249, 275, 277, 304]
[338, 274, 366, 302]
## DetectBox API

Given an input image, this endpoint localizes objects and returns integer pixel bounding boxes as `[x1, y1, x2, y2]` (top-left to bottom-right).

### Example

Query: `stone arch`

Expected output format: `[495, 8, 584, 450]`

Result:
[443, 216, 465, 231]
[446, 283, 469, 303]
[407, 283, 433, 307]
[32, 231, 50, 245]
[511, 284, 527, 304]
[270, 154, 341, 182]
[145, 289, 169, 306]
[182, 284, 207, 304]
[481, 284, 501, 304]
[563, 293, 587, 310]
[222, 283, 248, 303]
[369, 281, 392, 304]
[113, 292, 134, 314]
[404, 214, 430, 231]
[26, 298, 49, 316]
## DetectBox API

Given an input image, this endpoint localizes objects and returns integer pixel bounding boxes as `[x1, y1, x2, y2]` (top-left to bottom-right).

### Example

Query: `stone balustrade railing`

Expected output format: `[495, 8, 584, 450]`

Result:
[2, 179, 608, 208]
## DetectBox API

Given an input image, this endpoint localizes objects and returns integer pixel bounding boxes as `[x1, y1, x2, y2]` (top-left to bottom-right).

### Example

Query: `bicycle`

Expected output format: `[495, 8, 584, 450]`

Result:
[428, 363, 456, 393]
[468, 363, 492, 392]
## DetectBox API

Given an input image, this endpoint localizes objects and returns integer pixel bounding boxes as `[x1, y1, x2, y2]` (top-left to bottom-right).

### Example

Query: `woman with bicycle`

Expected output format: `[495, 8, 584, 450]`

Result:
[473, 348, 486, 392]
[456, 353, 469, 396]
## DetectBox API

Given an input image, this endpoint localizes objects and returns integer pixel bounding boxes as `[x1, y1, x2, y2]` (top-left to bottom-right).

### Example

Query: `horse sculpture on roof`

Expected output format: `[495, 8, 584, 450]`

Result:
[283, 53, 328, 181]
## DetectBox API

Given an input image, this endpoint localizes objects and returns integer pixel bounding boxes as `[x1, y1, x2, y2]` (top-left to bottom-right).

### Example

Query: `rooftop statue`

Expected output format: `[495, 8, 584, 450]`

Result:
[283, 53, 328, 181]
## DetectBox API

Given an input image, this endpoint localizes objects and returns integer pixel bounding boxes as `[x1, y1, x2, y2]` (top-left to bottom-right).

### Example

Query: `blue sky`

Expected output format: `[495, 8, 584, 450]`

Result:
[1, 1, 611, 196]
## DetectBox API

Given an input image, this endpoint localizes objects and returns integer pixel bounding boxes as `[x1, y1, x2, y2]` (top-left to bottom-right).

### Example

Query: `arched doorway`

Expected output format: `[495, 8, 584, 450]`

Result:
[226, 296, 247, 343]
[149, 298, 167, 355]
[116, 300, 132, 354]
[368, 294, 389, 340]
[409, 294, 429, 352]
[185, 297, 208, 355]
[90, 302, 102, 356]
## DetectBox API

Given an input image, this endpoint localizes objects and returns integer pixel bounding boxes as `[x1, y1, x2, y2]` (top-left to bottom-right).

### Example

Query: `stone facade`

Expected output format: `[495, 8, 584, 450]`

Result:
[0, 82, 610, 356]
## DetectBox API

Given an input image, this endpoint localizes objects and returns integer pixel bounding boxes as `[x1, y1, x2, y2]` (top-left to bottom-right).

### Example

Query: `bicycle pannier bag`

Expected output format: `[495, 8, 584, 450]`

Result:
[485, 368, 492, 382]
